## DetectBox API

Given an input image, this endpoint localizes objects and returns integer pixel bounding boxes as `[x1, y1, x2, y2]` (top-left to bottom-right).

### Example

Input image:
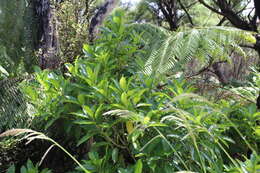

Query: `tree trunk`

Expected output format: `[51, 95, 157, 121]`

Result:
[34, 0, 59, 69]
[254, 35, 260, 66]
[212, 62, 228, 85]
[89, 0, 118, 42]
[254, 0, 260, 19]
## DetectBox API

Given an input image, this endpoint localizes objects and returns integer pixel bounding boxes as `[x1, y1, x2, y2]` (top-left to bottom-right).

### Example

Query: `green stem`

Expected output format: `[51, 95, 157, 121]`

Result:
[47, 137, 90, 173]
[154, 127, 189, 171]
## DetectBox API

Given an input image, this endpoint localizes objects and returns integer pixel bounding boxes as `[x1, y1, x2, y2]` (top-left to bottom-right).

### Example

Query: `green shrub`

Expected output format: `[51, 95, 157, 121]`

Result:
[20, 11, 260, 172]
[55, 0, 90, 63]
[6, 159, 51, 173]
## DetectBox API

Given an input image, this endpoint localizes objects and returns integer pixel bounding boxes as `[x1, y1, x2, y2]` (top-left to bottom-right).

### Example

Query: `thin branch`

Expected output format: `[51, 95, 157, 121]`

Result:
[198, 0, 224, 15]
[217, 17, 226, 26]
[185, 64, 211, 78]
[186, 59, 228, 79]
[177, 0, 194, 26]
[186, 1, 197, 9]
[235, 1, 250, 15]
[199, 0, 256, 31]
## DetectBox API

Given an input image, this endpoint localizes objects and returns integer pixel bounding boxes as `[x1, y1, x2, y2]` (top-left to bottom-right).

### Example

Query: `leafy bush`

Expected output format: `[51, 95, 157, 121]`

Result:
[55, 0, 89, 63]
[129, 24, 256, 76]
[19, 11, 260, 172]
[7, 159, 51, 173]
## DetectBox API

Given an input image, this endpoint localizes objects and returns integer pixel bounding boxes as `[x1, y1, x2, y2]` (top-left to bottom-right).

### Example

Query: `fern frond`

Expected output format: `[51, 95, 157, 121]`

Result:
[129, 24, 256, 76]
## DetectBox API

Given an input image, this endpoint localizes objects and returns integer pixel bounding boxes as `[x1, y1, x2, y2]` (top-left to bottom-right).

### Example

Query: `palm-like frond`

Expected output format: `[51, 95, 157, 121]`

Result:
[129, 24, 256, 76]
[230, 68, 260, 102]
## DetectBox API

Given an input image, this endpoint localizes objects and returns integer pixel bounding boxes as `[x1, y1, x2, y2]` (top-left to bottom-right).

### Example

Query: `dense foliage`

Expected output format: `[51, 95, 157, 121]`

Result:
[0, 0, 37, 75]
[1, 0, 260, 173]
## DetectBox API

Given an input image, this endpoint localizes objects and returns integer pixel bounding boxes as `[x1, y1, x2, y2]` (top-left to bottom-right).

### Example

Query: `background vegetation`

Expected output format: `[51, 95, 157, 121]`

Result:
[1, 0, 260, 172]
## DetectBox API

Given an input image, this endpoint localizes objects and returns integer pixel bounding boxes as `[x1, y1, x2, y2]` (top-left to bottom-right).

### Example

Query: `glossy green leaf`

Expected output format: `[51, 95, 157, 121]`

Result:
[6, 165, 15, 173]
[119, 76, 127, 90]
[77, 133, 95, 146]
[121, 92, 129, 107]
[134, 159, 143, 173]
[0, 65, 9, 76]
[112, 148, 119, 163]
[94, 104, 104, 119]
[77, 94, 85, 105]
[83, 105, 94, 118]
[20, 166, 27, 173]
[74, 120, 96, 125]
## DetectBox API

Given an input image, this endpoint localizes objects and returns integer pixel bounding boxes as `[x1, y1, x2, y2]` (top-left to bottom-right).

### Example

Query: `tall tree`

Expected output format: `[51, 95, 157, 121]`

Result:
[198, 0, 260, 57]
[129, 0, 196, 31]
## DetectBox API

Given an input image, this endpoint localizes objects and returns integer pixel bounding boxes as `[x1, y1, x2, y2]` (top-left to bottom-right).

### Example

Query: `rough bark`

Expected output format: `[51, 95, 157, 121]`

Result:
[158, 0, 179, 31]
[253, 0, 260, 65]
[34, 0, 59, 69]
[212, 62, 228, 85]
[254, 0, 260, 19]
[216, 0, 257, 31]
[89, 0, 118, 42]
[257, 91, 260, 109]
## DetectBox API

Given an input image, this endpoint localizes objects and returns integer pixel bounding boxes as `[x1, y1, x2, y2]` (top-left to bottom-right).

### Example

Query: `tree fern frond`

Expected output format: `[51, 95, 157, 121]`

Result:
[129, 24, 256, 76]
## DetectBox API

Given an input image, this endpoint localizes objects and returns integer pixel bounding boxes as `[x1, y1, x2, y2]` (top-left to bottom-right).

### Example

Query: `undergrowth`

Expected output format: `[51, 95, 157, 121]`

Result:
[1, 10, 260, 173]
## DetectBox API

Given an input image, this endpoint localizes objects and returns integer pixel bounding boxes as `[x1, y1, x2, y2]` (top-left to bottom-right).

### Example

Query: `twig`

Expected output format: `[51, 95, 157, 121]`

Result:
[177, 0, 194, 26]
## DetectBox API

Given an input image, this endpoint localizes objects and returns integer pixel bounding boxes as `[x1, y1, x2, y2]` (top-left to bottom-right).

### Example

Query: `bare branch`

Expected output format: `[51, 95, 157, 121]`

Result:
[177, 0, 194, 26]
[198, 0, 224, 15]
[199, 0, 257, 31]
[216, 17, 226, 26]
